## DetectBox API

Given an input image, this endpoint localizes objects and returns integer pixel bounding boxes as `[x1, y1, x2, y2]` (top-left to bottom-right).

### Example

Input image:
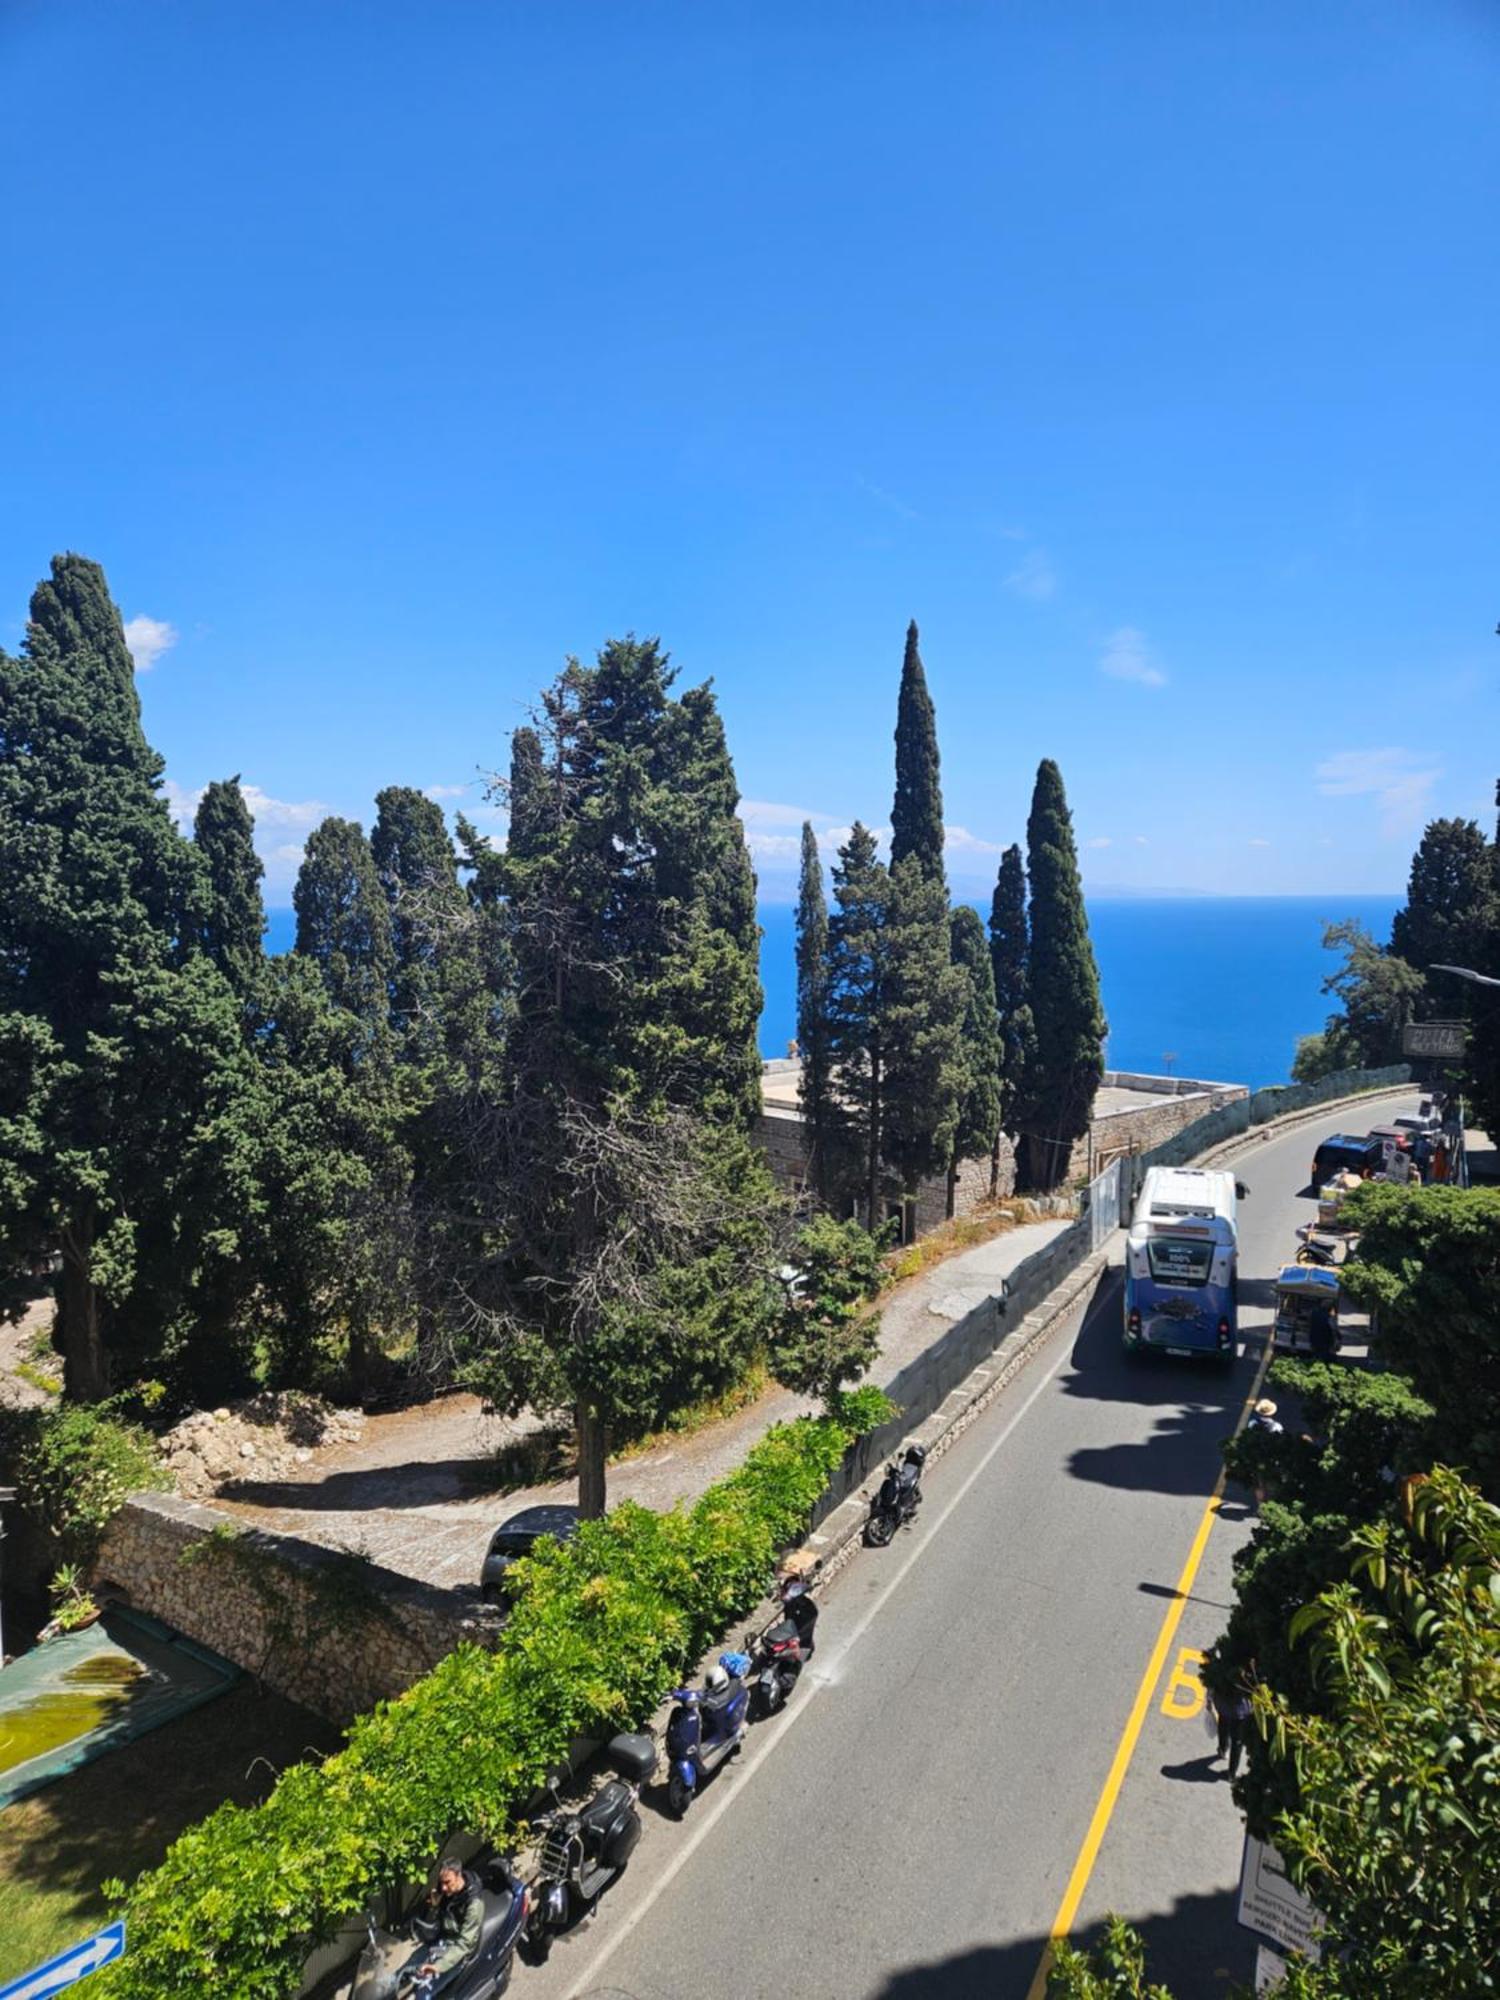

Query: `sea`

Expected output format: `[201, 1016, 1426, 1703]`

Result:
[266, 893, 1403, 1090]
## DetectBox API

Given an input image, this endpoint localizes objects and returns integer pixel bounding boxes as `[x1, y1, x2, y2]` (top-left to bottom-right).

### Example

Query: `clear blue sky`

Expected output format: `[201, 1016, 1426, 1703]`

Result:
[2, 1, 1496, 900]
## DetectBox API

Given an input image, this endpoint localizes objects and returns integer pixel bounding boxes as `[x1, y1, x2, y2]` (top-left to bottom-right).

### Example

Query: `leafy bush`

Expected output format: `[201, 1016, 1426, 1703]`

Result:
[0, 1400, 166, 1564]
[97, 1400, 873, 1998]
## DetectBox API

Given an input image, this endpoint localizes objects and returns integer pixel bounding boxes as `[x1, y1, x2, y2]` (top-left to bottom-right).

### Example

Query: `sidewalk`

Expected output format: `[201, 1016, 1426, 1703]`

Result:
[210, 1214, 1069, 1594]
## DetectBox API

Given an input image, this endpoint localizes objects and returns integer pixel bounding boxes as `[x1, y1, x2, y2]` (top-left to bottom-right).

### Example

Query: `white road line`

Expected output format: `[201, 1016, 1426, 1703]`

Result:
[561, 1290, 1097, 1997]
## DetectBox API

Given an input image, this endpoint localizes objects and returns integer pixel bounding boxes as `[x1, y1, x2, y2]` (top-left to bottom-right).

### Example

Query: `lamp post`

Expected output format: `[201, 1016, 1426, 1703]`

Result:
[1430, 963, 1500, 990]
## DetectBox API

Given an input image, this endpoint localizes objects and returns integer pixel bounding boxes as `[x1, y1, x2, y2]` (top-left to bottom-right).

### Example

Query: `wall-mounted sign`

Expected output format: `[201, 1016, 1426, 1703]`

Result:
[1403, 1020, 1469, 1061]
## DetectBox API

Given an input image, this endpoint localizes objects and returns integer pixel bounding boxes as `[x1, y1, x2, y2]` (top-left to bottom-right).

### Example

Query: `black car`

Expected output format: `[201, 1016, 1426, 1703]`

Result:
[1309, 1133, 1382, 1188]
[481, 1504, 580, 1602]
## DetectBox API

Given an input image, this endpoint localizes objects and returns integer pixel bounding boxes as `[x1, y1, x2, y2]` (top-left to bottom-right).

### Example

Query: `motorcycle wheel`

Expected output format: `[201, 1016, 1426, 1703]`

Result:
[519, 1910, 553, 1967]
[762, 1671, 787, 1715]
[865, 1511, 895, 1547]
[667, 1771, 693, 1819]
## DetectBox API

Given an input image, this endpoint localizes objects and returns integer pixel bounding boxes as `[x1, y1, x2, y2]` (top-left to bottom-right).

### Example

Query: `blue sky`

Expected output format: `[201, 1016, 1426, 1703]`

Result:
[2, 1, 1496, 901]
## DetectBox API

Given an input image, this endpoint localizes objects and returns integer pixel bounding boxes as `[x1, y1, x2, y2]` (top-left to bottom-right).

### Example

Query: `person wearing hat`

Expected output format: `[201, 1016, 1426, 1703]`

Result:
[1247, 1398, 1283, 1434]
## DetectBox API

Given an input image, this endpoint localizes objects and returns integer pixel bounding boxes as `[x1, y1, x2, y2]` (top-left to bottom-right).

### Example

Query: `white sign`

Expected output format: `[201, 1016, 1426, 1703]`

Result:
[1255, 1942, 1289, 1994]
[0, 1924, 125, 2000]
[1237, 1836, 1323, 1959]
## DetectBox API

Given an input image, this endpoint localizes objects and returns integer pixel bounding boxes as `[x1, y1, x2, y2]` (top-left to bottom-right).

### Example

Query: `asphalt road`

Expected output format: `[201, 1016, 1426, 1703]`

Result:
[525, 1095, 1413, 2000]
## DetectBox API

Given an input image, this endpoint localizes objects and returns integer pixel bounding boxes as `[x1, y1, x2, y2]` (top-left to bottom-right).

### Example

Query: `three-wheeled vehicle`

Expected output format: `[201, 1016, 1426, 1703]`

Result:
[1272, 1263, 1341, 1355]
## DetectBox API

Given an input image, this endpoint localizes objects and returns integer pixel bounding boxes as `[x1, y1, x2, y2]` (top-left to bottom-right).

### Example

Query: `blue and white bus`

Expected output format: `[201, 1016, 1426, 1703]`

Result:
[1123, 1166, 1238, 1361]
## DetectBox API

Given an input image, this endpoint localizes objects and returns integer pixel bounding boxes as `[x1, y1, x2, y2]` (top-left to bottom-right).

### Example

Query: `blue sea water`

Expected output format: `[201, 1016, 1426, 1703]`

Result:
[268, 894, 1404, 1090]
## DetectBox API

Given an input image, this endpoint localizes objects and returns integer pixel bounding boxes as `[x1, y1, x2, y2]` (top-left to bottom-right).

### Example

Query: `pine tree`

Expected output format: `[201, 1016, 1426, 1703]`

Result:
[506, 725, 547, 862]
[947, 904, 1003, 1217]
[1391, 818, 1491, 988]
[1025, 760, 1106, 1189]
[795, 821, 841, 1201]
[889, 619, 946, 883]
[989, 843, 1037, 1187]
[455, 641, 778, 1515]
[293, 817, 396, 1045]
[1465, 783, 1500, 1140]
[0, 555, 251, 1397]
[881, 856, 965, 1213]
[827, 823, 890, 1228]
[371, 786, 464, 1042]
[193, 776, 265, 998]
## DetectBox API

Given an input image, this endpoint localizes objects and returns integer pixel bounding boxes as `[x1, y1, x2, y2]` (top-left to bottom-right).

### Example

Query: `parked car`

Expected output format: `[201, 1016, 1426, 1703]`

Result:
[481, 1505, 581, 1603]
[1309, 1133, 1383, 1188]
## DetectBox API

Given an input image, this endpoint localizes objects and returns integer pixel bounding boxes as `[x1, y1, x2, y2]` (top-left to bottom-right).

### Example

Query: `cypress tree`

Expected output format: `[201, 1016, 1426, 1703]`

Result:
[1024, 759, 1107, 1189]
[889, 619, 946, 883]
[989, 843, 1037, 1187]
[947, 904, 1003, 1217]
[193, 775, 265, 999]
[795, 820, 840, 1201]
[293, 817, 395, 1045]
[1465, 783, 1500, 1138]
[371, 785, 463, 1042]
[507, 724, 547, 862]
[1390, 818, 1491, 987]
[881, 855, 965, 1215]
[827, 822, 890, 1228]
[0, 555, 251, 1397]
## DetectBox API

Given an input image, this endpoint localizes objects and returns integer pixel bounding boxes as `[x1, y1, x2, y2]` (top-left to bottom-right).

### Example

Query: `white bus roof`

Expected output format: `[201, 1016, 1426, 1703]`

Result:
[1131, 1166, 1237, 1229]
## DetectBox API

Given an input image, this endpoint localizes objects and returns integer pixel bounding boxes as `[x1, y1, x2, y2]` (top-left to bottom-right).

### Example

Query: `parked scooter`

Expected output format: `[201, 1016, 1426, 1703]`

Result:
[664, 1652, 751, 1816]
[747, 1575, 820, 1718]
[520, 1733, 655, 1965]
[350, 1856, 527, 2000]
[864, 1442, 927, 1546]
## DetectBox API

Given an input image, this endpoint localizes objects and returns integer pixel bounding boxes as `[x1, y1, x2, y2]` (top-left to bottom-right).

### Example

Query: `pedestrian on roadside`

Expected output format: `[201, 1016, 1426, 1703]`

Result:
[1246, 1398, 1282, 1507]
[1308, 1303, 1338, 1362]
[1212, 1689, 1254, 1777]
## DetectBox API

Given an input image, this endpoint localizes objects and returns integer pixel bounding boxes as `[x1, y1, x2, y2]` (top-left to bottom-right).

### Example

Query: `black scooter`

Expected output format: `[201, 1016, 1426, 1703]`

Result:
[350, 1857, 527, 1999]
[865, 1442, 926, 1546]
[747, 1576, 820, 1718]
[520, 1732, 655, 1964]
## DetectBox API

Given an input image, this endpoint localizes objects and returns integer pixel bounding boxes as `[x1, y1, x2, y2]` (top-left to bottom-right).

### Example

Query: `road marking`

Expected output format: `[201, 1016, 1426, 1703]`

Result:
[1023, 1334, 1276, 2000]
[1159, 1646, 1207, 1720]
[560, 1274, 1113, 1998]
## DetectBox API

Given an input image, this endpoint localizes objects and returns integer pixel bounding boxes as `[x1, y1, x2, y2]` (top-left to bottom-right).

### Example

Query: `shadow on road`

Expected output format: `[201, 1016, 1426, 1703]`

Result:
[866, 1884, 1250, 1998]
[218, 1457, 506, 1512]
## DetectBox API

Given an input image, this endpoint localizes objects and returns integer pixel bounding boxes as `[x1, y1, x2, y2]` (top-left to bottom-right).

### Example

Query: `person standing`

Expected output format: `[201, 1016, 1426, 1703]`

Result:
[1213, 1689, 1254, 1777]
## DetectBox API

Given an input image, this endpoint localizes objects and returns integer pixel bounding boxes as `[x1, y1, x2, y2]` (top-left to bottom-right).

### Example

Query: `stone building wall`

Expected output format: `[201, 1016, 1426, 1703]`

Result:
[95, 1491, 495, 1723]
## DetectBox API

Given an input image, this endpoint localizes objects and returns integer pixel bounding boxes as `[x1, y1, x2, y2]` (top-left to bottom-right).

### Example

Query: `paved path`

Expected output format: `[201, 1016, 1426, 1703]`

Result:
[213, 1214, 1067, 1592]
[513, 1094, 1413, 2000]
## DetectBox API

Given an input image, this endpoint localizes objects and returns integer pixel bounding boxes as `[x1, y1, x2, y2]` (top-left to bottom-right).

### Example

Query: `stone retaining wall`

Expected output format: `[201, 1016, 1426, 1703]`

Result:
[95, 1491, 497, 1723]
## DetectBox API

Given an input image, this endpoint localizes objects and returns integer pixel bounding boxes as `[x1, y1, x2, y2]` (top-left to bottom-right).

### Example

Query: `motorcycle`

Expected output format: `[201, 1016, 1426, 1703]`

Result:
[520, 1732, 654, 1965]
[349, 1857, 527, 2000]
[747, 1575, 820, 1719]
[864, 1442, 927, 1547]
[664, 1652, 751, 1816]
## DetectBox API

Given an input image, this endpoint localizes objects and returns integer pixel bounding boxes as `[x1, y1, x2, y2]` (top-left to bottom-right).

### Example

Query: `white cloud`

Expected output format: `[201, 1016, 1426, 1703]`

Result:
[1004, 548, 1058, 601]
[1249, 838, 1272, 848]
[1133, 835, 1150, 847]
[124, 614, 178, 673]
[1086, 836, 1112, 850]
[1315, 748, 1441, 834]
[944, 824, 1004, 857]
[240, 785, 327, 830]
[425, 783, 468, 801]
[739, 799, 833, 832]
[161, 777, 202, 827]
[1099, 627, 1167, 689]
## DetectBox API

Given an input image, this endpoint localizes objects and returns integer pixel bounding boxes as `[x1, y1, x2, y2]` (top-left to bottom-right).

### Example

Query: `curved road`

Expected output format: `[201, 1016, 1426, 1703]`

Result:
[526, 1096, 1412, 2000]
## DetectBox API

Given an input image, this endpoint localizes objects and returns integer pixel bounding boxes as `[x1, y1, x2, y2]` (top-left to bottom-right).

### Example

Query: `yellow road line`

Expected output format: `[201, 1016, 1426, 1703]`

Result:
[1024, 1337, 1276, 2000]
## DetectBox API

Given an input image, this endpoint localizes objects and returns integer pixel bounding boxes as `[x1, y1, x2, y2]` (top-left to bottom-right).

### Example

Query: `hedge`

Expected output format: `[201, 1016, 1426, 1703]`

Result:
[96, 1390, 889, 1998]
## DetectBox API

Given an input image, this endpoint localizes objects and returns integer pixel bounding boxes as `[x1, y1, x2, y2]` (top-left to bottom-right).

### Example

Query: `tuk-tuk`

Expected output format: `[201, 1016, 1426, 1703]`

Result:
[1273, 1263, 1341, 1355]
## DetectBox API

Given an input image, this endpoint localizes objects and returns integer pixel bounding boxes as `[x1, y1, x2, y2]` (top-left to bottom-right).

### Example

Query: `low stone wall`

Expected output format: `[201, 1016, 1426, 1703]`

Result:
[1075, 1082, 1248, 1179]
[95, 1491, 496, 1724]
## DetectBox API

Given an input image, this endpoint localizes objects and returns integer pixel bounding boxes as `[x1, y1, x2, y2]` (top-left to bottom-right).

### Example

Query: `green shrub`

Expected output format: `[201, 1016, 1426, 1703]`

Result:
[0, 1400, 166, 1564]
[97, 1402, 874, 1998]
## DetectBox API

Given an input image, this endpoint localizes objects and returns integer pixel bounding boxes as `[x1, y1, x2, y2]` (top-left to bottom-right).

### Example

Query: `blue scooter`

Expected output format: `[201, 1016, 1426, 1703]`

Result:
[664, 1652, 751, 1817]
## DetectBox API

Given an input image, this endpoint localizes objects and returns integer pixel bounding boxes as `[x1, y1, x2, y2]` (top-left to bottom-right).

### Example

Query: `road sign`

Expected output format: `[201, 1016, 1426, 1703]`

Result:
[1237, 1836, 1322, 1960]
[0, 1924, 125, 2000]
[1403, 1019, 1468, 1061]
[1255, 1943, 1289, 1994]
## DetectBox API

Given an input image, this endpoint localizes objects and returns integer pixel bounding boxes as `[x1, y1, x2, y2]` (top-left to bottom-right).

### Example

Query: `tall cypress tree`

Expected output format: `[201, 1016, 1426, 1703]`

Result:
[795, 820, 840, 1201]
[507, 724, 547, 862]
[193, 776, 265, 999]
[827, 822, 890, 1228]
[947, 904, 1003, 1217]
[0, 555, 252, 1397]
[371, 786, 463, 1042]
[881, 856, 965, 1214]
[889, 619, 946, 883]
[1024, 760, 1107, 1189]
[1390, 818, 1491, 988]
[989, 842, 1037, 1187]
[293, 817, 395, 1045]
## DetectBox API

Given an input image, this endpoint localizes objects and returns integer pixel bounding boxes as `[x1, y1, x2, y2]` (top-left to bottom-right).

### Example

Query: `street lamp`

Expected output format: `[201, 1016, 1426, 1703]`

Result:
[1431, 963, 1500, 989]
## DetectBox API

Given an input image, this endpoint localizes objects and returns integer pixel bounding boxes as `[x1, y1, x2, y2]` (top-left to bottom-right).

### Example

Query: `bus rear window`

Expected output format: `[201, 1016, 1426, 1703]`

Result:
[1147, 1237, 1215, 1284]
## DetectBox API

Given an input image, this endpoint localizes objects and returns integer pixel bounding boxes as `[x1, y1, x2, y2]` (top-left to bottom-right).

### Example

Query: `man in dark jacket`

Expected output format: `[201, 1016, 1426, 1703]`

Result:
[394, 1859, 483, 1997]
